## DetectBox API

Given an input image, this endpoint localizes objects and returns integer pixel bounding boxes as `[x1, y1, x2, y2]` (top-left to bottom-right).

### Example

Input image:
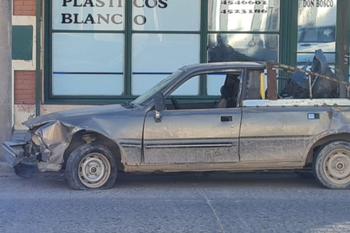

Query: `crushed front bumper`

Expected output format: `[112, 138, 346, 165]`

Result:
[2, 141, 26, 167]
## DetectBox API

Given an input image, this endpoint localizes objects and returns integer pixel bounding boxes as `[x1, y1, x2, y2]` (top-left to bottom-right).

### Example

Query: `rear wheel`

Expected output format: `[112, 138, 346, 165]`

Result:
[313, 141, 350, 189]
[66, 143, 117, 190]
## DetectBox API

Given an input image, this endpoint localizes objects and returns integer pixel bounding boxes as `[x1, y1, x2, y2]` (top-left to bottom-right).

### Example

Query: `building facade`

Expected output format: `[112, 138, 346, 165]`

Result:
[11, 0, 350, 129]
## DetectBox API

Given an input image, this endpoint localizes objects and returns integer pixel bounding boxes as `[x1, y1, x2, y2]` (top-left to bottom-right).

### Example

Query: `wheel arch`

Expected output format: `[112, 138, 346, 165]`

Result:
[304, 133, 350, 166]
[62, 130, 124, 172]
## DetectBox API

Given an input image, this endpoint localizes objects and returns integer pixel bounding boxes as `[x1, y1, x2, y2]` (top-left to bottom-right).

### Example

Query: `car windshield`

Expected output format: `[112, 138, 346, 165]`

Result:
[132, 69, 185, 106]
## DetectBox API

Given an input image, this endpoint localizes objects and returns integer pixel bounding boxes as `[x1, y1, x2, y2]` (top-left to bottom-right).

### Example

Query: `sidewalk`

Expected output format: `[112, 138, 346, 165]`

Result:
[0, 162, 15, 176]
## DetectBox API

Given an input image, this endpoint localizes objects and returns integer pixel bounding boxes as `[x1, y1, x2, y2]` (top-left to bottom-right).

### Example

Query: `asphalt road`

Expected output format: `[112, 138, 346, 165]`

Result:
[1, 166, 350, 233]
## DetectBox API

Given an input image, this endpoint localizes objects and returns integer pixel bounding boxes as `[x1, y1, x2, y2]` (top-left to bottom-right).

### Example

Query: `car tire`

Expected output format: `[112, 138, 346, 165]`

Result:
[66, 143, 117, 190]
[313, 141, 350, 189]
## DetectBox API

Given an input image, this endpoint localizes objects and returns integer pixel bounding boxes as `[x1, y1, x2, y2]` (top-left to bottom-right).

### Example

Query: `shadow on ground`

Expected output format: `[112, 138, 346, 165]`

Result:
[12, 162, 320, 190]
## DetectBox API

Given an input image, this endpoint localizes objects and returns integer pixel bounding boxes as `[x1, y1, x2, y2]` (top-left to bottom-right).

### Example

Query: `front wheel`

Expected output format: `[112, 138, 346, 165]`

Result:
[66, 143, 117, 190]
[313, 141, 350, 189]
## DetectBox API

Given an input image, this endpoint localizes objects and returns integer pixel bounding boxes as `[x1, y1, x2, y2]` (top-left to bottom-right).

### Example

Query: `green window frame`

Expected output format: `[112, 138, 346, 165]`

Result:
[44, 0, 298, 104]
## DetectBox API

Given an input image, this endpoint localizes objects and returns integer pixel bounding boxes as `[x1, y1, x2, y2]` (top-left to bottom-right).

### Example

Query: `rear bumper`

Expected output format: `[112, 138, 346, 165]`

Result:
[2, 141, 26, 167]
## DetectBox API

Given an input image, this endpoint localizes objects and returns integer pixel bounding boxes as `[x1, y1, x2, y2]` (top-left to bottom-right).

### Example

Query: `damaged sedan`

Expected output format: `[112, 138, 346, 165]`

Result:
[4, 49, 350, 190]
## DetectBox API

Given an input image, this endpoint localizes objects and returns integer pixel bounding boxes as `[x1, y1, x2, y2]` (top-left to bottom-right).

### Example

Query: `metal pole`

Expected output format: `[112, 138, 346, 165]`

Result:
[0, 0, 12, 161]
[339, 0, 347, 73]
[36, 0, 42, 116]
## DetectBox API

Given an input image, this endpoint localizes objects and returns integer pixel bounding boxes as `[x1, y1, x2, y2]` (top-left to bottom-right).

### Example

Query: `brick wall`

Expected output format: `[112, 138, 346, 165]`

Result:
[13, 0, 36, 16]
[14, 71, 36, 104]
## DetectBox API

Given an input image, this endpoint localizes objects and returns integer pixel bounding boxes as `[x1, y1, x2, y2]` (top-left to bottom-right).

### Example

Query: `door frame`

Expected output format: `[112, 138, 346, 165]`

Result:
[345, 0, 350, 81]
[336, 0, 350, 81]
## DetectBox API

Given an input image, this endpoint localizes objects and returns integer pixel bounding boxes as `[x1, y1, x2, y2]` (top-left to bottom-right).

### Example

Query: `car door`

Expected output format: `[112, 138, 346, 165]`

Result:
[240, 105, 332, 163]
[142, 108, 241, 164]
[238, 67, 333, 163]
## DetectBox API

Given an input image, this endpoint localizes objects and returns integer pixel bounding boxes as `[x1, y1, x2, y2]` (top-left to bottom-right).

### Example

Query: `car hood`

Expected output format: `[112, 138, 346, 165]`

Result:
[23, 104, 136, 129]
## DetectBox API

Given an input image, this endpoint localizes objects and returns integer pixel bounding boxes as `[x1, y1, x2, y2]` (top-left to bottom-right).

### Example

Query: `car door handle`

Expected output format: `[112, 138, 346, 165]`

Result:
[221, 116, 232, 122]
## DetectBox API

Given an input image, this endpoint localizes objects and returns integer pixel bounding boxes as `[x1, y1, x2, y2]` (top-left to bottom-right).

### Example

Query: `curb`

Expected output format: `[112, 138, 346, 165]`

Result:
[0, 162, 15, 176]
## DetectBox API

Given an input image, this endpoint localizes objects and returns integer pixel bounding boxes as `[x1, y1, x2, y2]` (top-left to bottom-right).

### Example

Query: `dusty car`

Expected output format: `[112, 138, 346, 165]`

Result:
[3, 50, 350, 190]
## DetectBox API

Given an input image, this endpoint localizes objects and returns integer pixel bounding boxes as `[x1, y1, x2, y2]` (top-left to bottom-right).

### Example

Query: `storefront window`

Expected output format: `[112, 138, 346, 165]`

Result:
[207, 0, 280, 63]
[51, 0, 125, 96]
[208, 33, 279, 62]
[53, 33, 124, 73]
[208, 0, 280, 32]
[207, 0, 280, 95]
[132, 34, 200, 95]
[47, 0, 289, 102]
[52, 0, 125, 31]
[297, 0, 337, 65]
[132, 0, 200, 31]
[131, 0, 201, 95]
[52, 33, 124, 95]
[53, 74, 123, 96]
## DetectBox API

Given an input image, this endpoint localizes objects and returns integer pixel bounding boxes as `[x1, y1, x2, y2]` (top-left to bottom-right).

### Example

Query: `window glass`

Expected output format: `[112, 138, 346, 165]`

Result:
[297, 53, 335, 65]
[132, 75, 199, 96]
[53, 33, 124, 72]
[208, 0, 280, 32]
[52, 33, 124, 95]
[52, 0, 125, 31]
[207, 74, 226, 95]
[132, 74, 168, 96]
[53, 74, 123, 95]
[133, 34, 200, 72]
[132, 34, 200, 95]
[133, 70, 185, 105]
[169, 72, 239, 109]
[132, 0, 200, 31]
[297, 0, 337, 64]
[208, 33, 279, 62]
[172, 76, 199, 95]
[299, 26, 335, 43]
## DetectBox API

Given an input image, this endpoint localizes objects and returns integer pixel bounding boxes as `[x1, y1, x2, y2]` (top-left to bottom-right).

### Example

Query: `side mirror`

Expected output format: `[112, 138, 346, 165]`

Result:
[153, 92, 165, 123]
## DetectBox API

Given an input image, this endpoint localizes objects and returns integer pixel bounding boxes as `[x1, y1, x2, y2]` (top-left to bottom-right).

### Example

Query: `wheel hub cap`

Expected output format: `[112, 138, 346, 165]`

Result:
[78, 152, 111, 188]
[336, 162, 345, 171]
[325, 150, 350, 183]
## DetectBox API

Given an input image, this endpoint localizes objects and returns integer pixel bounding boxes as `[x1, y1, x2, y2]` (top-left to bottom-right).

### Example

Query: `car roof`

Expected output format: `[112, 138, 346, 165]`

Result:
[180, 62, 266, 73]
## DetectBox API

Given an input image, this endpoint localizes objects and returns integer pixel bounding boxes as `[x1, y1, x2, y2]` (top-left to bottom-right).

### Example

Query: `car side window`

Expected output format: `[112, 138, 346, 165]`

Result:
[165, 71, 242, 110]
[215, 73, 241, 108]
